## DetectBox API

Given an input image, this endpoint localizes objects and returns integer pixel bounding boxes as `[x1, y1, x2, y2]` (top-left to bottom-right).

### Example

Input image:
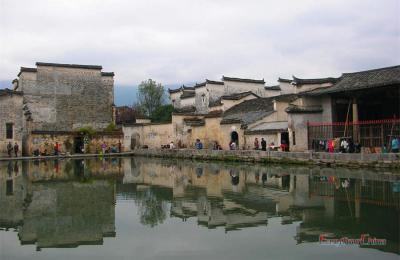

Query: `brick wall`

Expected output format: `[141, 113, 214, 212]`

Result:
[0, 93, 23, 156]
[19, 65, 114, 131]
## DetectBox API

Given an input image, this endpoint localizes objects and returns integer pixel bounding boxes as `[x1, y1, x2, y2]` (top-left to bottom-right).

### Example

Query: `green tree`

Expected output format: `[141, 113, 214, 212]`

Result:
[137, 79, 165, 118]
[151, 104, 173, 123]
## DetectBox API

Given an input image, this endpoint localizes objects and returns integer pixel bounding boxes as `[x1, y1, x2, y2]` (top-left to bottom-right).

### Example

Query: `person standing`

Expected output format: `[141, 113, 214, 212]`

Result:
[261, 173, 267, 187]
[261, 138, 267, 151]
[195, 139, 203, 149]
[7, 142, 13, 157]
[230, 141, 237, 150]
[254, 138, 259, 150]
[101, 142, 107, 154]
[118, 140, 122, 153]
[54, 142, 59, 155]
[13, 142, 19, 157]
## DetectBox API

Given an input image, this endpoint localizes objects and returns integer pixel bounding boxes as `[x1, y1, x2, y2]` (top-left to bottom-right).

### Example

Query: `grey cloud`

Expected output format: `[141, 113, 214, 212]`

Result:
[0, 0, 399, 88]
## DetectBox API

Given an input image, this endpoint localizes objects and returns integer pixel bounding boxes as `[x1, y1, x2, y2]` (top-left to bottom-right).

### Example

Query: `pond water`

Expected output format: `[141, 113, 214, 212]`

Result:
[0, 157, 399, 260]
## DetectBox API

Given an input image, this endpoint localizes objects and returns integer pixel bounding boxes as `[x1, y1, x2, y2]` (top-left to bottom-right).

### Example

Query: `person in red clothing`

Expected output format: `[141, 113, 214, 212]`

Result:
[280, 140, 288, 152]
[54, 142, 60, 155]
[328, 139, 334, 153]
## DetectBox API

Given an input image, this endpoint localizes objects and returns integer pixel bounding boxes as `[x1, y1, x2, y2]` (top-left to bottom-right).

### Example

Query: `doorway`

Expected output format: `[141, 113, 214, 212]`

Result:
[231, 131, 239, 145]
[281, 132, 289, 151]
[131, 137, 136, 150]
[74, 136, 84, 153]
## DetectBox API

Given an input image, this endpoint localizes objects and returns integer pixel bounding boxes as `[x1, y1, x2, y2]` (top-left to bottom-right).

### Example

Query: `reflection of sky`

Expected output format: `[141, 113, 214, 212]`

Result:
[0, 158, 398, 259]
[0, 200, 397, 260]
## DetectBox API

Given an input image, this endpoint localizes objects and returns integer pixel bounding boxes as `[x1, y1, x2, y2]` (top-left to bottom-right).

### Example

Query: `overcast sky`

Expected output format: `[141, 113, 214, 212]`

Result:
[0, 0, 399, 88]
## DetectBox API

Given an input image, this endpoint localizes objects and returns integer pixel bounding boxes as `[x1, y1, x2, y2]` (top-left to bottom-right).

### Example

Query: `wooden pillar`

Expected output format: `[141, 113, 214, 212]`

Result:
[352, 98, 359, 142]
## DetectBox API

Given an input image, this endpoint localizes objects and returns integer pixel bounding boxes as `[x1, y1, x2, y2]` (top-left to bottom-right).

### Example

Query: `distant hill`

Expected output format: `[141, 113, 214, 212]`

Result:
[0, 80, 11, 89]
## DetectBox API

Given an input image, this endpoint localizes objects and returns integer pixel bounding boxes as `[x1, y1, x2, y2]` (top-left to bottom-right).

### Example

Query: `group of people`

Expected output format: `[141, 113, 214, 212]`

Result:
[33, 142, 61, 156]
[312, 137, 361, 153]
[100, 141, 122, 154]
[253, 138, 288, 151]
[6, 142, 19, 157]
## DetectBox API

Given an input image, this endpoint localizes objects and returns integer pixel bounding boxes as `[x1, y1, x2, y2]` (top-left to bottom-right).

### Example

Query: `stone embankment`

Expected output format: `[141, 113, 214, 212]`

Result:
[0, 149, 399, 169]
[130, 149, 400, 169]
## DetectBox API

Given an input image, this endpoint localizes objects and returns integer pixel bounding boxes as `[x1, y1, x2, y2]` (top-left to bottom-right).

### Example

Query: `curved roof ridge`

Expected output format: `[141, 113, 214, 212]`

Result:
[342, 65, 400, 75]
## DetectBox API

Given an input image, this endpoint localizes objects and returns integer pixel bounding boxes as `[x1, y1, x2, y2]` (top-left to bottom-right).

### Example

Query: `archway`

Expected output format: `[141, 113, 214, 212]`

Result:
[231, 131, 239, 145]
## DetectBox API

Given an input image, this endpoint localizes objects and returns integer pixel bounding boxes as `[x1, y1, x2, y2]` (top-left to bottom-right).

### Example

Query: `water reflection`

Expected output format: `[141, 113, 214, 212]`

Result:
[0, 157, 399, 256]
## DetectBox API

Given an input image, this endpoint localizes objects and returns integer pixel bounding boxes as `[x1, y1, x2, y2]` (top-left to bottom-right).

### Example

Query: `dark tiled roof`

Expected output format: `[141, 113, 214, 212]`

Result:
[195, 79, 225, 88]
[245, 129, 285, 135]
[180, 91, 195, 99]
[222, 76, 265, 84]
[292, 76, 338, 85]
[0, 88, 23, 96]
[273, 93, 298, 102]
[194, 81, 206, 88]
[183, 118, 205, 126]
[206, 79, 224, 85]
[168, 87, 182, 94]
[305, 65, 400, 96]
[265, 85, 281, 90]
[204, 110, 223, 118]
[221, 91, 260, 100]
[209, 98, 222, 107]
[173, 106, 196, 114]
[18, 67, 37, 76]
[221, 97, 275, 126]
[36, 62, 102, 70]
[101, 72, 115, 77]
[285, 105, 323, 113]
[182, 85, 195, 90]
[278, 77, 292, 83]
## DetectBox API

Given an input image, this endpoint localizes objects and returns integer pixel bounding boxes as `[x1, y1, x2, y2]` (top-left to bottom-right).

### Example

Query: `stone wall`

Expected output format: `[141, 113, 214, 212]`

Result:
[123, 123, 173, 150]
[180, 96, 195, 108]
[28, 132, 123, 155]
[288, 113, 321, 151]
[244, 133, 280, 150]
[287, 96, 334, 152]
[0, 93, 23, 156]
[170, 91, 182, 108]
[194, 86, 209, 113]
[19, 64, 114, 131]
[129, 149, 400, 169]
[223, 81, 265, 97]
[171, 113, 245, 150]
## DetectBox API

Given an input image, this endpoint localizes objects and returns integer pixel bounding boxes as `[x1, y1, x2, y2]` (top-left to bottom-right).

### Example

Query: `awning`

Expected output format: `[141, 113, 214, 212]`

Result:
[245, 121, 288, 135]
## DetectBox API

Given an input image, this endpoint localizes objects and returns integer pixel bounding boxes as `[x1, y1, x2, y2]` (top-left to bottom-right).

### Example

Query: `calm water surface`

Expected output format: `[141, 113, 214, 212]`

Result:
[0, 157, 399, 260]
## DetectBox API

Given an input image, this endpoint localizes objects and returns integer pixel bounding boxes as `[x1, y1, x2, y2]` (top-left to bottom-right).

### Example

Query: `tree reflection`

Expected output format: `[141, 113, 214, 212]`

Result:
[134, 188, 170, 227]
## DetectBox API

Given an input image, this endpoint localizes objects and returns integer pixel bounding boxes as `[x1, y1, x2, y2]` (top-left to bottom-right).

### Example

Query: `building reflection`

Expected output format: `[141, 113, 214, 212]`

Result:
[0, 157, 399, 254]
[121, 157, 399, 254]
[0, 159, 118, 250]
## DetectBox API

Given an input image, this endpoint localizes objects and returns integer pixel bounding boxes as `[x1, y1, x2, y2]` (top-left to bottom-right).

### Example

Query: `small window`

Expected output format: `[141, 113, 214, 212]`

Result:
[292, 131, 296, 146]
[6, 123, 13, 139]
